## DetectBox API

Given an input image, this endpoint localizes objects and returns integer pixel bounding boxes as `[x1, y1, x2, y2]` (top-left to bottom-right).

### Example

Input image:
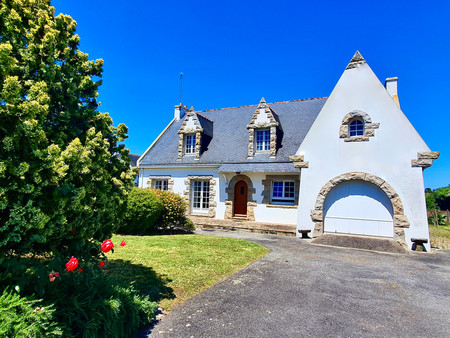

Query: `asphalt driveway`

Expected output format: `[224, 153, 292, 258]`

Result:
[148, 230, 450, 337]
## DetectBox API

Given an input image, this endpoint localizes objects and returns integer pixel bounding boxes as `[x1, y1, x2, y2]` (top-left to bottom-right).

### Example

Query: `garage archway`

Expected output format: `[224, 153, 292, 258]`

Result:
[323, 181, 394, 237]
[311, 172, 409, 247]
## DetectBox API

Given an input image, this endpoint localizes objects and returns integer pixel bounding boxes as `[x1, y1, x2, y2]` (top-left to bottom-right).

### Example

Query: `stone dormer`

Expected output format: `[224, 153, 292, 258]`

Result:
[247, 97, 281, 158]
[177, 107, 213, 160]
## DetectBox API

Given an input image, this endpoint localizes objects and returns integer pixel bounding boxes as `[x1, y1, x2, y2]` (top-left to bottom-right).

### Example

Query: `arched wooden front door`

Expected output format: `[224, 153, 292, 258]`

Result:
[234, 180, 248, 216]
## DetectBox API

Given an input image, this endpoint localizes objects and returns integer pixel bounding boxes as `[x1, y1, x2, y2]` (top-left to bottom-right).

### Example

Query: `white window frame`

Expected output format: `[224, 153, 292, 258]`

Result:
[191, 180, 210, 215]
[185, 134, 196, 154]
[255, 129, 270, 152]
[349, 119, 364, 137]
[153, 180, 168, 191]
[270, 180, 295, 205]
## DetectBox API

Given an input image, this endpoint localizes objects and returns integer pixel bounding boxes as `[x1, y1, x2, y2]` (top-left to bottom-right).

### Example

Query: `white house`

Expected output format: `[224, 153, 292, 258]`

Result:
[137, 51, 438, 251]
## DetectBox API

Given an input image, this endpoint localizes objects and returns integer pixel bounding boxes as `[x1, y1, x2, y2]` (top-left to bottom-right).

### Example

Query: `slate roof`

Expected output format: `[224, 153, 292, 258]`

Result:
[128, 153, 140, 167]
[139, 97, 327, 171]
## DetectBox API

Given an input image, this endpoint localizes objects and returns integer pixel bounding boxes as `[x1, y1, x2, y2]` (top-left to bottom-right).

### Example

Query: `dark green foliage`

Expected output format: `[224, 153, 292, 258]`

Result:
[0, 253, 157, 337]
[0, 288, 63, 337]
[152, 189, 193, 231]
[0, 0, 136, 255]
[46, 272, 157, 337]
[120, 188, 163, 234]
[426, 192, 437, 210]
[426, 185, 450, 226]
[426, 185, 450, 211]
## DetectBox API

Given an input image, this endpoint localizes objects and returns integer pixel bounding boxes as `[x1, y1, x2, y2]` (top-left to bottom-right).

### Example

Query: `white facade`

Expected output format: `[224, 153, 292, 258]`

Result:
[138, 52, 438, 251]
[139, 168, 299, 225]
[295, 55, 434, 250]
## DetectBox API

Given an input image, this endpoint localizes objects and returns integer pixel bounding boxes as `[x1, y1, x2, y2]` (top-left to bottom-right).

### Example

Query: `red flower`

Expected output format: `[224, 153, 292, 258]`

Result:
[99, 261, 105, 267]
[65, 257, 79, 272]
[101, 239, 114, 253]
[78, 269, 83, 273]
[120, 240, 126, 247]
[48, 271, 60, 282]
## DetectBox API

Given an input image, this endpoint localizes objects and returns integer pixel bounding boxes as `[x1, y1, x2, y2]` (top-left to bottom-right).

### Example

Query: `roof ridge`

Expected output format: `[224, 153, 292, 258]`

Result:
[195, 112, 214, 123]
[196, 96, 328, 113]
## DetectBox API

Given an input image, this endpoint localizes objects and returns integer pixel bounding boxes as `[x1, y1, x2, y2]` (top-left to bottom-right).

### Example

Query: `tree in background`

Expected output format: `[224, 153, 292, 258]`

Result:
[426, 185, 450, 226]
[426, 186, 450, 211]
[0, 0, 135, 254]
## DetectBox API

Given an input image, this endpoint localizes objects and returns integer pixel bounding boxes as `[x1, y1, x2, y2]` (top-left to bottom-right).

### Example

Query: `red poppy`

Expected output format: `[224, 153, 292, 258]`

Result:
[101, 239, 114, 253]
[78, 269, 83, 273]
[120, 240, 126, 247]
[65, 257, 79, 272]
[99, 261, 105, 267]
[54, 272, 60, 277]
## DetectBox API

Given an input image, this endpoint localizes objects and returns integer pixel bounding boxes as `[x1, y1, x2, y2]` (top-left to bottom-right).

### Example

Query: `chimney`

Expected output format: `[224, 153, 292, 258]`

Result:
[174, 103, 188, 121]
[385, 77, 400, 108]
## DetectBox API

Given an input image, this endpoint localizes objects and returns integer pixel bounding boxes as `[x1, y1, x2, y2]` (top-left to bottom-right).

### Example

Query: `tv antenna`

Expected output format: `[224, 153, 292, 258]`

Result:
[179, 72, 183, 104]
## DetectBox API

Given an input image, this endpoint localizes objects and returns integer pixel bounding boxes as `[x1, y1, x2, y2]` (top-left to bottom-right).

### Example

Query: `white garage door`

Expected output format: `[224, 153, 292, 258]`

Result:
[323, 181, 394, 237]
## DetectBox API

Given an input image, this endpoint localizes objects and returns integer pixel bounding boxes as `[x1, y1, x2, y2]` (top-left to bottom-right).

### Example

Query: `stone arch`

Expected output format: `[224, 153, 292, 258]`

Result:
[310, 172, 409, 247]
[224, 175, 257, 221]
[339, 110, 380, 142]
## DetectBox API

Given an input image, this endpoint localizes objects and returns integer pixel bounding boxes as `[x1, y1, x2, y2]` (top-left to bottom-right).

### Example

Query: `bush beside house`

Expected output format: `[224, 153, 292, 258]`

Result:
[119, 188, 194, 234]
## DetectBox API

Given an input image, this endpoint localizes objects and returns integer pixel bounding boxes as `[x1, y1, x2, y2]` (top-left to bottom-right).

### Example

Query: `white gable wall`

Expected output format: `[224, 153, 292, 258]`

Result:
[296, 60, 431, 250]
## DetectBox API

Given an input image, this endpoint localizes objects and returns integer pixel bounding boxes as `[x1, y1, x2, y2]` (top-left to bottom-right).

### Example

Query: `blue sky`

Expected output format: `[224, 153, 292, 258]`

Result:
[52, 0, 449, 189]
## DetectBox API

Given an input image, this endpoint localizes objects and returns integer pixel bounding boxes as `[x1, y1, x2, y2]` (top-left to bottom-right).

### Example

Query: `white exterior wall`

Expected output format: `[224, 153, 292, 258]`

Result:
[296, 61, 432, 250]
[139, 168, 298, 225]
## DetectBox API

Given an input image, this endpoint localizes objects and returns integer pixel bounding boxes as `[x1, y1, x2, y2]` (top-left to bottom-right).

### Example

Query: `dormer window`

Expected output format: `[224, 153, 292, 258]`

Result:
[177, 107, 213, 160]
[247, 97, 281, 158]
[349, 119, 364, 137]
[256, 129, 270, 151]
[185, 134, 196, 154]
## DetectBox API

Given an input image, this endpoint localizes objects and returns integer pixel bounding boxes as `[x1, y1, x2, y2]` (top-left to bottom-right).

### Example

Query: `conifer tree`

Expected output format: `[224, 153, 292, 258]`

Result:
[0, 0, 135, 254]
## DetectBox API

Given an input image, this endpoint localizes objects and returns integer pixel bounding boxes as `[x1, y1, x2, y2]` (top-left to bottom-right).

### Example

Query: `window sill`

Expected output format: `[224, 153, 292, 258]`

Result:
[266, 204, 297, 209]
[344, 136, 369, 142]
[190, 214, 209, 217]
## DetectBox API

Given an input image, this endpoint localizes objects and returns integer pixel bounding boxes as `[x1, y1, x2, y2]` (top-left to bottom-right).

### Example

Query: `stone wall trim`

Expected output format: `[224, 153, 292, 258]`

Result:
[146, 176, 174, 191]
[225, 175, 256, 221]
[411, 152, 440, 169]
[184, 175, 216, 218]
[340, 110, 379, 142]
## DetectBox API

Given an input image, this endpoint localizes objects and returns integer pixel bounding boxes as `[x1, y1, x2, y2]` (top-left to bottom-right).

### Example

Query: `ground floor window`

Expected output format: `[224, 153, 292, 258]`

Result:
[271, 181, 295, 205]
[191, 180, 210, 214]
[153, 180, 168, 191]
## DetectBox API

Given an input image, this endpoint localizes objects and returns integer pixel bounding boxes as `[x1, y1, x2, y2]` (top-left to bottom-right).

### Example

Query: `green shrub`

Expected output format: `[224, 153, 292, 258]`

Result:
[46, 273, 157, 337]
[119, 188, 163, 234]
[0, 252, 157, 337]
[0, 288, 63, 337]
[151, 189, 194, 231]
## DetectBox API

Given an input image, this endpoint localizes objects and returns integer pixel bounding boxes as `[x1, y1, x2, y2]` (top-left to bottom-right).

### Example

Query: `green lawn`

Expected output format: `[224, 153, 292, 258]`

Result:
[429, 224, 450, 249]
[105, 234, 269, 310]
